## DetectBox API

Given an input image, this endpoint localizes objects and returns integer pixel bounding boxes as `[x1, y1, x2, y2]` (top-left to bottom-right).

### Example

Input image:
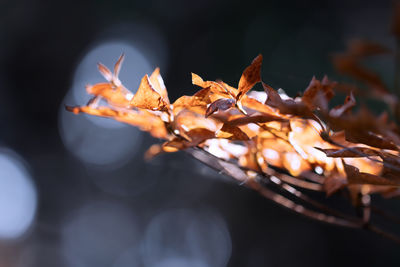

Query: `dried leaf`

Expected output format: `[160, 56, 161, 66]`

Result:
[149, 67, 169, 104]
[345, 131, 398, 151]
[302, 76, 335, 110]
[315, 147, 380, 158]
[86, 83, 132, 107]
[66, 105, 168, 139]
[113, 53, 125, 78]
[192, 73, 235, 98]
[226, 114, 286, 126]
[324, 175, 347, 196]
[236, 54, 263, 101]
[333, 40, 389, 92]
[97, 63, 113, 82]
[144, 144, 164, 160]
[205, 98, 235, 117]
[130, 75, 168, 111]
[217, 124, 250, 141]
[329, 92, 356, 118]
[343, 162, 400, 186]
[164, 128, 216, 150]
[172, 87, 212, 115]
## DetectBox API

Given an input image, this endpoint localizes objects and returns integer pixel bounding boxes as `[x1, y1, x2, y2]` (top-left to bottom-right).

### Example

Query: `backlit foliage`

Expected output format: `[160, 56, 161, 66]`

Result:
[67, 10, 400, 241]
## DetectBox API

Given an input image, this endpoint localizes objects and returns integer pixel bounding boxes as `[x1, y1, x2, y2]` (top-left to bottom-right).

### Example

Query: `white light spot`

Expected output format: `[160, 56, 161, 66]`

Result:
[314, 166, 323, 175]
[270, 176, 281, 184]
[247, 123, 259, 132]
[0, 149, 37, 239]
[290, 158, 301, 171]
[285, 153, 301, 172]
[262, 149, 279, 160]
[181, 125, 189, 132]
[247, 91, 267, 103]
[277, 88, 290, 100]
[125, 93, 134, 101]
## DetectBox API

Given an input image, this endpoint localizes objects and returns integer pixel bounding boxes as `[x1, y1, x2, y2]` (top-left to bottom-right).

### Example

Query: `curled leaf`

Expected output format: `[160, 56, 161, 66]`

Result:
[149, 67, 169, 104]
[130, 75, 169, 111]
[205, 98, 235, 117]
[226, 114, 286, 126]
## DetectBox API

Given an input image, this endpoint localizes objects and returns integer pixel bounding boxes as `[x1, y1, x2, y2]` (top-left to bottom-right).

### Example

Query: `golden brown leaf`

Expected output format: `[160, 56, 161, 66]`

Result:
[226, 114, 286, 126]
[236, 54, 263, 101]
[149, 67, 169, 105]
[164, 128, 216, 150]
[130, 75, 168, 111]
[315, 147, 380, 158]
[302, 76, 335, 110]
[192, 73, 235, 98]
[66, 105, 168, 139]
[216, 124, 250, 141]
[205, 98, 235, 117]
[343, 162, 400, 186]
[86, 83, 132, 107]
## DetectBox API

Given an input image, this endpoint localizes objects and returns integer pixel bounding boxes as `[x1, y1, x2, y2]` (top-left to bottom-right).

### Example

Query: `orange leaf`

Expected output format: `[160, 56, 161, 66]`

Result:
[66, 105, 168, 139]
[130, 75, 168, 111]
[315, 147, 380, 158]
[236, 54, 263, 101]
[192, 73, 235, 98]
[216, 124, 250, 141]
[164, 128, 216, 151]
[343, 162, 400, 186]
[149, 67, 170, 105]
[86, 83, 132, 107]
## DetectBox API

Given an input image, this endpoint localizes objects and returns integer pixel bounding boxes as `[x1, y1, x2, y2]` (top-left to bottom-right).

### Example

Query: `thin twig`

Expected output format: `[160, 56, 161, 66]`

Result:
[186, 147, 400, 244]
[365, 224, 400, 244]
[371, 205, 400, 225]
[245, 179, 361, 228]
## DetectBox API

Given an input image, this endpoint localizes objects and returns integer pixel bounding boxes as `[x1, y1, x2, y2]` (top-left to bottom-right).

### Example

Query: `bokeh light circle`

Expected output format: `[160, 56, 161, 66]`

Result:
[0, 149, 37, 239]
[142, 209, 232, 267]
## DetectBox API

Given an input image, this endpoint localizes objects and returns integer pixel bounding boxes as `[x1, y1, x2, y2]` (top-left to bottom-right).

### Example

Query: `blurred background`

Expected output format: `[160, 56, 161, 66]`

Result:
[0, 0, 399, 266]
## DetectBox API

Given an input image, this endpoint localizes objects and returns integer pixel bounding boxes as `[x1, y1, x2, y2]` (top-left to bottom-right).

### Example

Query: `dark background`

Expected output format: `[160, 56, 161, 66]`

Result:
[0, 0, 399, 266]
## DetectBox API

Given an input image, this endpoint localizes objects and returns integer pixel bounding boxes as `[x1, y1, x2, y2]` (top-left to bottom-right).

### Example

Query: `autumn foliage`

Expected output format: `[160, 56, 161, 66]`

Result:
[67, 29, 400, 242]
